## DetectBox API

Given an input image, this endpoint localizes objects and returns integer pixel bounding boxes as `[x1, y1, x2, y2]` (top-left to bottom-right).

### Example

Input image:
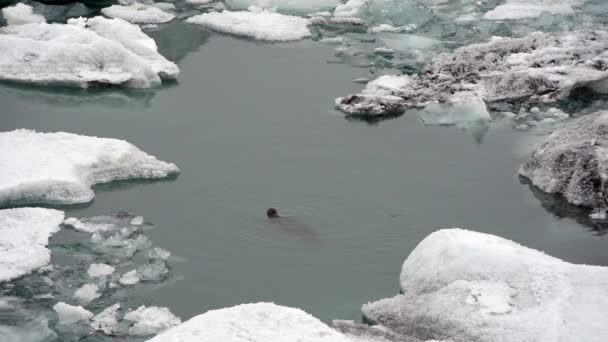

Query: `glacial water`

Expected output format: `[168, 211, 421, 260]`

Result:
[2, 19, 608, 340]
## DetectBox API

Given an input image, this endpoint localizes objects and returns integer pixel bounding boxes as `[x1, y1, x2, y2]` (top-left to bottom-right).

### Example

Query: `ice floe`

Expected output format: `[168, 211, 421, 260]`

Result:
[520, 110, 608, 215]
[102, 3, 175, 24]
[147, 302, 351, 342]
[355, 228, 608, 342]
[87, 263, 115, 278]
[0, 129, 179, 206]
[225, 0, 340, 14]
[186, 10, 312, 41]
[0, 208, 64, 282]
[52, 302, 93, 324]
[0, 12, 179, 88]
[2, 3, 46, 26]
[124, 305, 181, 336]
[91, 303, 120, 335]
[483, 0, 577, 20]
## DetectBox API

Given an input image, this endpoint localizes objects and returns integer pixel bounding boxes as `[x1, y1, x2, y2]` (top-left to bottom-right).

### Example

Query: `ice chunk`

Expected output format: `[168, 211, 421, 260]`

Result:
[124, 305, 181, 336]
[0, 130, 179, 206]
[415, 92, 490, 126]
[333, 0, 369, 19]
[358, 228, 608, 342]
[0, 16, 178, 88]
[520, 111, 608, 211]
[91, 303, 121, 335]
[2, 4, 45, 26]
[225, 0, 340, 14]
[146, 302, 351, 342]
[53, 302, 93, 324]
[119, 270, 140, 285]
[484, 0, 577, 20]
[102, 3, 175, 24]
[73, 283, 101, 305]
[136, 260, 168, 281]
[130, 216, 144, 225]
[87, 263, 115, 278]
[186, 10, 311, 42]
[0, 208, 64, 282]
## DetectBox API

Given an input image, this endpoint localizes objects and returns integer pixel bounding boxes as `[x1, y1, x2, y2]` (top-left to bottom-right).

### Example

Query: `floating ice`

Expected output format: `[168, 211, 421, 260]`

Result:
[186, 10, 312, 41]
[102, 3, 175, 24]
[357, 229, 608, 342]
[415, 92, 491, 127]
[52, 302, 93, 324]
[73, 284, 101, 305]
[119, 270, 140, 285]
[1, 4, 45, 26]
[483, 0, 577, 20]
[0, 208, 64, 282]
[87, 263, 115, 278]
[124, 305, 181, 336]
[336, 30, 608, 116]
[0, 16, 179, 88]
[147, 302, 351, 342]
[520, 111, 608, 212]
[91, 303, 120, 335]
[0, 130, 179, 206]
[225, 0, 340, 14]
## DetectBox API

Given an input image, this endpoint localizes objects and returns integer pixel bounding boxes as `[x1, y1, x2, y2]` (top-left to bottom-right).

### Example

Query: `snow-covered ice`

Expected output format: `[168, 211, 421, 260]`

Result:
[186, 10, 312, 41]
[0, 208, 64, 282]
[225, 0, 340, 14]
[483, 0, 577, 20]
[357, 228, 608, 342]
[146, 302, 352, 342]
[102, 3, 175, 24]
[52, 302, 93, 324]
[0, 129, 179, 206]
[119, 270, 141, 285]
[124, 305, 181, 336]
[0, 14, 179, 88]
[73, 283, 101, 305]
[2, 3, 45, 26]
[87, 263, 115, 278]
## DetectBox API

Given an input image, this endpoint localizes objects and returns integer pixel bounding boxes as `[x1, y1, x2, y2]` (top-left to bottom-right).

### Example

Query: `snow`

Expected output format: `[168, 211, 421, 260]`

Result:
[0, 16, 178, 88]
[124, 305, 181, 336]
[53, 302, 93, 324]
[186, 10, 312, 42]
[484, 0, 577, 20]
[91, 303, 120, 335]
[520, 110, 608, 211]
[73, 283, 101, 305]
[119, 270, 141, 285]
[358, 228, 608, 342]
[225, 0, 340, 14]
[102, 3, 175, 24]
[0, 208, 64, 282]
[2, 4, 45, 26]
[0, 129, 179, 206]
[147, 302, 351, 342]
[87, 263, 115, 278]
[333, 0, 369, 18]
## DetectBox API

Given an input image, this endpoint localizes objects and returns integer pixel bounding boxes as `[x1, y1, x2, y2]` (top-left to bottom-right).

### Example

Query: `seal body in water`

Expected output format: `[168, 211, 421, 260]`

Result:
[266, 208, 318, 242]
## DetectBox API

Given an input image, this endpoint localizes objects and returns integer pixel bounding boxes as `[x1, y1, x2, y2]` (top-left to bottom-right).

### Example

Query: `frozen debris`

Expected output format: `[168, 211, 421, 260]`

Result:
[186, 10, 312, 41]
[73, 284, 101, 305]
[124, 305, 181, 336]
[0, 130, 179, 206]
[1, 4, 45, 26]
[358, 229, 608, 342]
[91, 303, 121, 335]
[0, 208, 64, 282]
[52, 302, 93, 324]
[147, 302, 351, 342]
[483, 0, 577, 20]
[102, 3, 175, 24]
[225, 0, 340, 14]
[0, 16, 178, 88]
[119, 270, 140, 285]
[336, 30, 608, 117]
[520, 111, 608, 211]
[87, 264, 115, 278]
[136, 260, 169, 281]
[130, 216, 145, 225]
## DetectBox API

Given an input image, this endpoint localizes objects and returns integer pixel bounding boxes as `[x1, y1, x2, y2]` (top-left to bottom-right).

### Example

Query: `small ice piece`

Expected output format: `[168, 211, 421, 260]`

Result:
[416, 93, 491, 126]
[0, 208, 64, 282]
[130, 216, 144, 225]
[0, 130, 179, 206]
[2, 4, 46, 26]
[74, 284, 101, 305]
[87, 263, 115, 278]
[590, 209, 607, 220]
[102, 3, 175, 24]
[146, 247, 171, 260]
[225, 0, 340, 14]
[53, 302, 94, 324]
[186, 10, 312, 42]
[119, 270, 140, 285]
[123, 305, 181, 336]
[146, 303, 350, 341]
[333, 0, 369, 18]
[374, 47, 394, 56]
[187, 0, 214, 3]
[483, 0, 576, 20]
[136, 260, 168, 281]
[91, 303, 121, 335]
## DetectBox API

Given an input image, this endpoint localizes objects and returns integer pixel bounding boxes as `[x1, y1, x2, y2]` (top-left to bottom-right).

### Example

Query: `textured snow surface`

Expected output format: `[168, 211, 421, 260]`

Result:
[0, 15, 178, 88]
[102, 3, 175, 24]
[520, 111, 608, 211]
[52, 302, 93, 324]
[186, 10, 311, 41]
[0, 208, 64, 282]
[336, 30, 608, 116]
[359, 228, 608, 342]
[2, 3, 46, 26]
[0, 129, 179, 206]
[147, 302, 353, 342]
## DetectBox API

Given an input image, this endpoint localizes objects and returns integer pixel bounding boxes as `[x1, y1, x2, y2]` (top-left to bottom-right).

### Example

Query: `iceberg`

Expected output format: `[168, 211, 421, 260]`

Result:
[1, 3, 46, 26]
[0, 13, 179, 88]
[0, 208, 64, 282]
[102, 3, 175, 24]
[186, 10, 312, 42]
[0, 129, 179, 206]
[356, 229, 608, 342]
[146, 302, 352, 342]
[520, 111, 608, 214]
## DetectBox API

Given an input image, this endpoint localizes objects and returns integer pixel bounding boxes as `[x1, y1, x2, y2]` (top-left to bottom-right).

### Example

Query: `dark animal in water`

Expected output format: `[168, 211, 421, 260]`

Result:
[266, 208, 318, 242]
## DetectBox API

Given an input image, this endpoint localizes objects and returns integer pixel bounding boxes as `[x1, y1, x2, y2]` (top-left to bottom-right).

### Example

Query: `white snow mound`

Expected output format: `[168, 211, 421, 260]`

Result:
[102, 3, 175, 24]
[0, 129, 179, 206]
[0, 208, 64, 282]
[186, 10, 311, 42]
[2, 4, 46, 26]
[146, 302, 353, 342]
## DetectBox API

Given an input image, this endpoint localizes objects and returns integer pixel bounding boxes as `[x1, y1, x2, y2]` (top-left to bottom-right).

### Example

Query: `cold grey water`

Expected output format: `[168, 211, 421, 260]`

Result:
[2, 4, 608, 341]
